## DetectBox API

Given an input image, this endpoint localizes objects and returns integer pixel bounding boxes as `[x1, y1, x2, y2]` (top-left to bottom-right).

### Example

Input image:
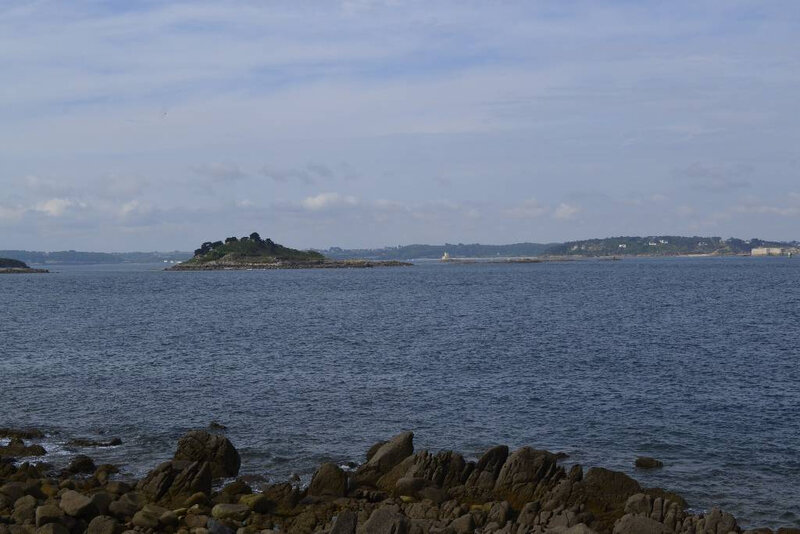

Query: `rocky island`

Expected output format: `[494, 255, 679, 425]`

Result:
[0, 258, 48, 274]
[0, 428, 787, 534]
[167, 233, 410, 271]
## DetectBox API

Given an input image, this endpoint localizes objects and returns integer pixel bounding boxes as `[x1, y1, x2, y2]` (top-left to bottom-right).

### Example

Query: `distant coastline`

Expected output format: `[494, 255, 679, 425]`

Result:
[2, 235, 796, 266]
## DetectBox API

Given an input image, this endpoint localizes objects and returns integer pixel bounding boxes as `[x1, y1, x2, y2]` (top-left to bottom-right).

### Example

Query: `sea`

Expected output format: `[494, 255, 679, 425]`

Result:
[1, 257, 798, 529]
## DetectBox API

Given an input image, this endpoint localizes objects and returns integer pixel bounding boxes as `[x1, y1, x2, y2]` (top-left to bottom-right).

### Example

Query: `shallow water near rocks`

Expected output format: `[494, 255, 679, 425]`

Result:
[1, 257, 798, 529]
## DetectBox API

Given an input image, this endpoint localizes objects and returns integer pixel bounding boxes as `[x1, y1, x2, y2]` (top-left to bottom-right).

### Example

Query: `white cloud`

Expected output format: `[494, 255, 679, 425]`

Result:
[301, 192, 359, 211]
[553, 203, 580, 220]
[119, 200, 140, 216]
[504, 198, 549, 219]
[34, 198, 82, 217]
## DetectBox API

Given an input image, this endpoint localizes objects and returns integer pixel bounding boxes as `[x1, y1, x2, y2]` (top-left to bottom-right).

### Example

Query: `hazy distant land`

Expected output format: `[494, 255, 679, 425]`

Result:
[323, 235, 797, 260]
[2, 235, 796, 266]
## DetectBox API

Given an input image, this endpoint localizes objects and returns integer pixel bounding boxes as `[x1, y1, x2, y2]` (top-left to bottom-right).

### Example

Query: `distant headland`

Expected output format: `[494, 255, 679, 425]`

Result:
[324, 235, 798, 260]
[0, 257, 48, 274]
[167, 233, 411, 270]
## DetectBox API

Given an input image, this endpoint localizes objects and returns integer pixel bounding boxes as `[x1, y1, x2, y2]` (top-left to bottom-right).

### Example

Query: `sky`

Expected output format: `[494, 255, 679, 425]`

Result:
[1, 1, 799, 251]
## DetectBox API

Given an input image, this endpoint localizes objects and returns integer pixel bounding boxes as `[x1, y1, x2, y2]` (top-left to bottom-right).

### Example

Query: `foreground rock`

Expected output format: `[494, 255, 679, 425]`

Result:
[173, 430, 240, 478]
[0, 429, 786, 533]
[635, 456, 664, 469]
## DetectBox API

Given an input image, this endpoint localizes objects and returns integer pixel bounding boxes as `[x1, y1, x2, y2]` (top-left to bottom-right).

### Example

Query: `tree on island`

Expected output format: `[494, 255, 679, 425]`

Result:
[188, 233, 324, 263]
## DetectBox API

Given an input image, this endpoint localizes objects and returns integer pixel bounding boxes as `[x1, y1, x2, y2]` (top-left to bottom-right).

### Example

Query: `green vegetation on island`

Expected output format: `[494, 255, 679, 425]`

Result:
[0, 257, 29, 269]
[186, 232, 325, 264]
[0, 257, 48, 273]
[171, 233, 409, 270]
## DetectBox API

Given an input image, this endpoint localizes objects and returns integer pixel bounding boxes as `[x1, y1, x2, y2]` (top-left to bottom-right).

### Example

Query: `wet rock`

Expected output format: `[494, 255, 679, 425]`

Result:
[581, 467, 642, 530]
[564, 524, 599, 534]
[612, 513, 673, 534]
[159, 509, 179, 527]
[131, 509, 159, 529]
[354, 432, 414, 487]
[13, 495, 37, 524]
[211, 503, 249, 522]
[465, 445, 509, 491]
[358, 506, 409, 534]
[406, 450, 467, 490]
[89, 491, 113, 516]
[366, 441, 387, 462]
[34, 524, 69, 534]
[137, 460, 212, 503]
[174, 431, 240, 478]
[67, 455, 96, 474]
[103, 481, 131, 495]
[635, 457, 663, 469]
[308, 463, 347, 498]
[1, 481, 26, 501]
[185, 491, 211, 507]
[261, 483, 302, 515]
[0, 429, 44, 440]
[487, 501, 511, 524]
[219, 479, 252, 499]
[206, 518, 235, 534]
[34, 505, 63, 527]
[699, 507, 738, 533]
[86, 515, 122, 534]
[0, 438, 46, 458]
[449, 513, 475, 533]
[330, 509, 358, 534]
[93, 464, 119, 485]
[107, 492, 145, 520]
[394, 476, 432, 498]
[493, 447, 563, 509]
[59, 490, 97, 518]
[184, 513, 209, 528]
[66, 438, 122, 448]
[238, 493, 271, 514]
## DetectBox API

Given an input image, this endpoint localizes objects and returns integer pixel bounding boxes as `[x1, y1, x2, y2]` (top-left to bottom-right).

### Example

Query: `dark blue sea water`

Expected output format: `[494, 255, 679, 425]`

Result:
[1, 258, 798, 529]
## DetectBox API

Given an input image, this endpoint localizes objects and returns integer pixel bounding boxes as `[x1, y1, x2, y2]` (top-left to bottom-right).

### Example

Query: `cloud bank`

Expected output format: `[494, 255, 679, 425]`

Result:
[1, 1, 798, 250]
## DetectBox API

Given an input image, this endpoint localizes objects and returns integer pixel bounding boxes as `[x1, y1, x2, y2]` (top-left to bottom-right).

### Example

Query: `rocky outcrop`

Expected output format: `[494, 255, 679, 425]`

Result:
[0, 437, 46, 458]
[0, 430, 781, 533]
[137, 460, 212, 504]
[173, 430, 240, 478]
[353, 431, 414, 487]
[308, 463, 347, 498]
[636, 457, 664, 469]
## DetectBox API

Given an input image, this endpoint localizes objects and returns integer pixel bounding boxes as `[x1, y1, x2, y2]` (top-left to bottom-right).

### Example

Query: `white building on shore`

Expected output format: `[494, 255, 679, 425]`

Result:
[751, 247, 784, 256]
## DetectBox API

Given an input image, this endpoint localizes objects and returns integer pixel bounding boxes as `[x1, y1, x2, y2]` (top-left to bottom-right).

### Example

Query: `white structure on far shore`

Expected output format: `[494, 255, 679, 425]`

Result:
[751, 247, 784, 256]
[441, 252, 451, 261]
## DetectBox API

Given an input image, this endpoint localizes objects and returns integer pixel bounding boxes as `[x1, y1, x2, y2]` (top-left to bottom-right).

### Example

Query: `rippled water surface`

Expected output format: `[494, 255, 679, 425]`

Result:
[1, 258, 799, 528]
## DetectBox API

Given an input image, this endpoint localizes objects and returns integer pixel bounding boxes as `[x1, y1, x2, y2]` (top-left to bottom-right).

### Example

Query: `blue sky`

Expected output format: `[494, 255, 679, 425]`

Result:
[1, 1, 798, 251]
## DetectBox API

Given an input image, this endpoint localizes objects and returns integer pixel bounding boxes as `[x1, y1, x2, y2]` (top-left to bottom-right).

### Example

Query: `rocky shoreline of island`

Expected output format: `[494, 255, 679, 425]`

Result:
[0, 258, 48, 274]
[166, 259, 412, 271]
[1, 428, 791, 534]
[0, 268, 49, 274]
